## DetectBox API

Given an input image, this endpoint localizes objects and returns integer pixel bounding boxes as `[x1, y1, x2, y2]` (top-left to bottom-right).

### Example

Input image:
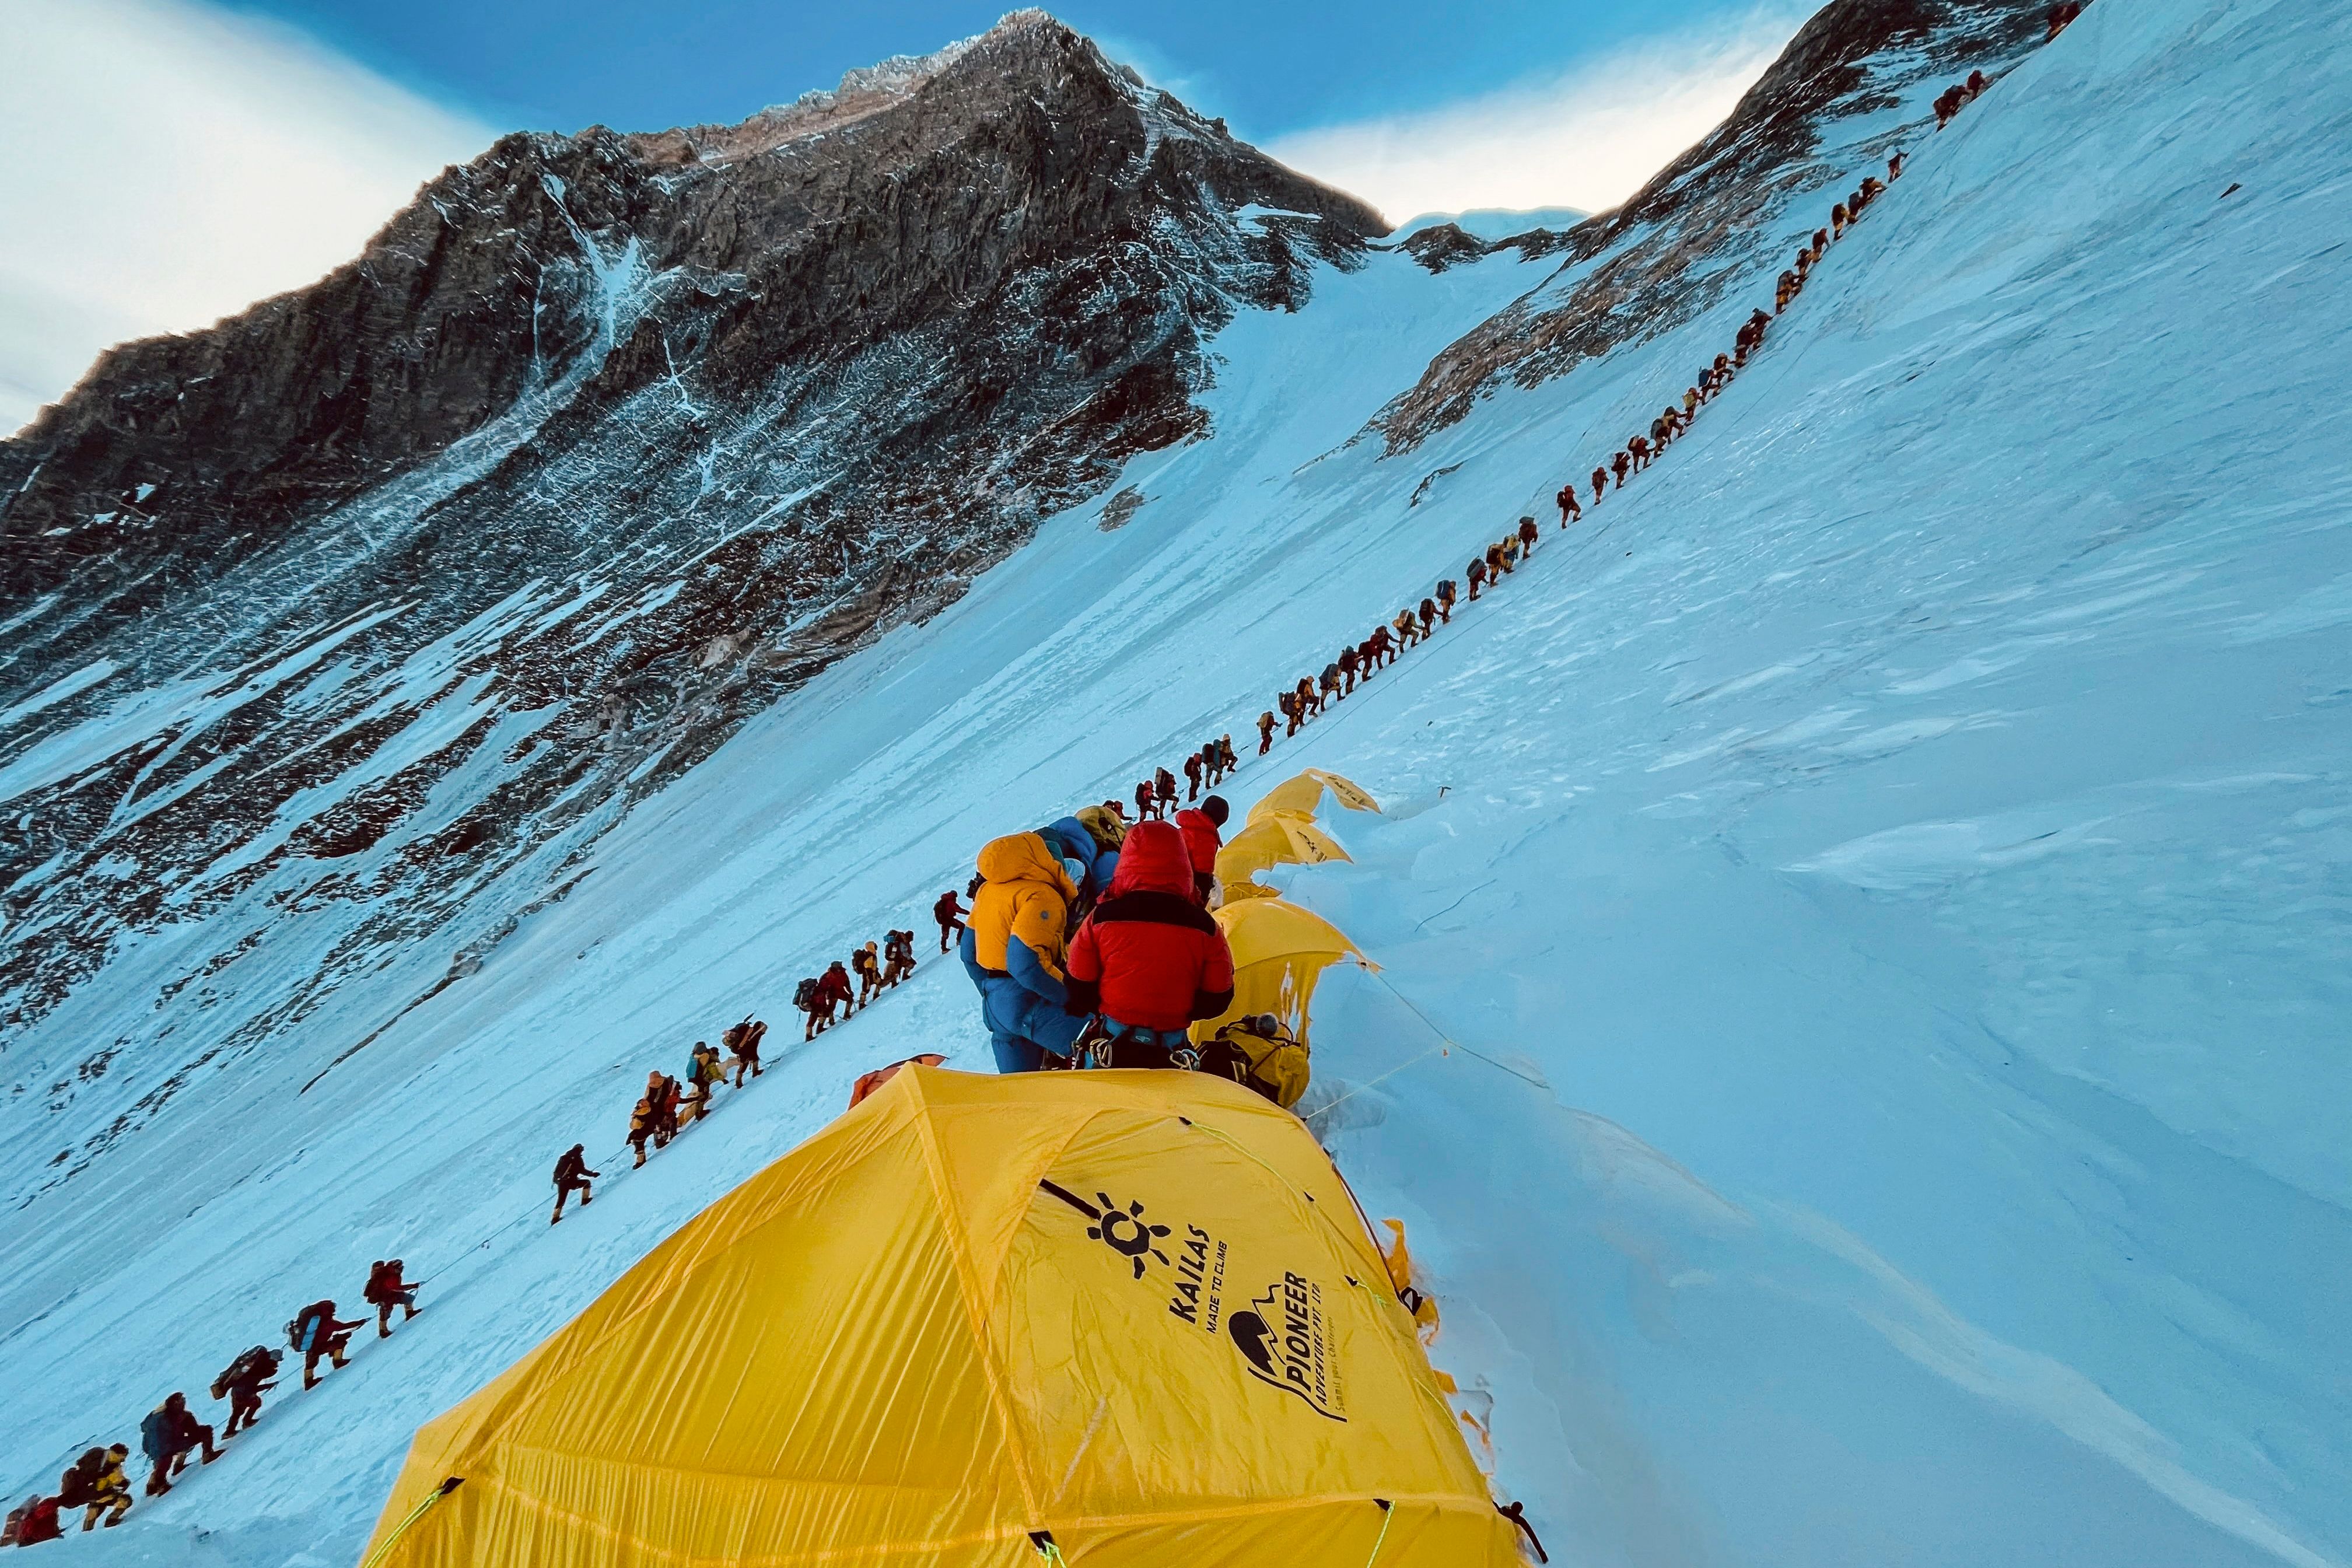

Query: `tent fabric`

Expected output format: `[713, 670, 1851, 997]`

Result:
[362, 1068, 1514, 1568]
[1214, 816, 1351, 886]
[1191, 897, 1367, 1050]
[1247, 769, 1381, 826]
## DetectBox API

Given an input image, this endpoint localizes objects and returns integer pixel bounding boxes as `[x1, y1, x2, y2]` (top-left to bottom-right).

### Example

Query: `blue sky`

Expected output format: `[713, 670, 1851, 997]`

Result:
[219, 0, 1777, 144]
[2, 0, 1805, 430]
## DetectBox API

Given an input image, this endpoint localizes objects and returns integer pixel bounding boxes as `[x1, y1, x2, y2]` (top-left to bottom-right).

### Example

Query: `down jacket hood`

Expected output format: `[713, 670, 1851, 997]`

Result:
[979, 831, 1077, 897]
[1108, 821, 1195, 898]
[970, 832, 1075, 977]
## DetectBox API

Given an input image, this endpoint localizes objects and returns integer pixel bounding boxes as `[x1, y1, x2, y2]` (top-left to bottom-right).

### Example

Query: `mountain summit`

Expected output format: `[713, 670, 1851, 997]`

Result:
[0, 13, 1377, 1037]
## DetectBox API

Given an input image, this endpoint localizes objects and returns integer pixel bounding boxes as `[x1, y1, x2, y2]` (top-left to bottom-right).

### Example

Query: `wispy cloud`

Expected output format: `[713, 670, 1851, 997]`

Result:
[0, 0, 494, 434]
[1266, 6, 1808, 229]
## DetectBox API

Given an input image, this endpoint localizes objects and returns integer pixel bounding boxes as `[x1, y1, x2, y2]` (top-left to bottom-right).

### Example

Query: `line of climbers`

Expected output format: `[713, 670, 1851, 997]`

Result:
[1268, 146, 1912, 751]
[0, 1261, 418, 1542]
[2, 47, 2059, 1546]
[1130, 734, 1240, 819]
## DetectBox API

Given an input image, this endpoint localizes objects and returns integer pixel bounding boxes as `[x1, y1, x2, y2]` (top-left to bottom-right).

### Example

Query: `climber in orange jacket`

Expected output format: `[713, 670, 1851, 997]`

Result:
[960, 831, 1086, 1072]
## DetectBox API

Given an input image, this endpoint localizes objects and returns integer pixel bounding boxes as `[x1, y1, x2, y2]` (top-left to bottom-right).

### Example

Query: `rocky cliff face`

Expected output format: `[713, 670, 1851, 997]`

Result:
[0, 12, 1378, 1098]
[1377, 0, 2054, 447]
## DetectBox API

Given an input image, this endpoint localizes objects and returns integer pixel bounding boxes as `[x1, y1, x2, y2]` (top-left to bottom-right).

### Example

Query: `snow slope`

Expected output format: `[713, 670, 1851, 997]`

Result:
[6, 1, 2350, 1564]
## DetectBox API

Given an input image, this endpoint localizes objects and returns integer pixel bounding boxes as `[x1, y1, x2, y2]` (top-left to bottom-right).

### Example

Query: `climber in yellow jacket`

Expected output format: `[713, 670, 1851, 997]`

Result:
[959, 831, 1087, 1072]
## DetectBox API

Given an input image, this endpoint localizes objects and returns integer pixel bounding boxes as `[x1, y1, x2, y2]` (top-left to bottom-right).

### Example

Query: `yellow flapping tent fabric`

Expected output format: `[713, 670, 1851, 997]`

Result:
[1247, 769, 1381, 825]
[361, 1068, 1515, 1568]
[1192, 896, 1368, 1050]
[1216, 814, 1352, 885]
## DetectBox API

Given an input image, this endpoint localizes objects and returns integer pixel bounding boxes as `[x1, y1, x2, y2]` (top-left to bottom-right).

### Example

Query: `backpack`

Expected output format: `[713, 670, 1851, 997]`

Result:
[792, 977, 817, 1009]
[1201, 1024, 1311, 1109]
[56, 1459, 97, 1510]
[212, 1346, 265, 1402]
[288, 1300, 330, 1351]
[364, 1261, 392, 1305]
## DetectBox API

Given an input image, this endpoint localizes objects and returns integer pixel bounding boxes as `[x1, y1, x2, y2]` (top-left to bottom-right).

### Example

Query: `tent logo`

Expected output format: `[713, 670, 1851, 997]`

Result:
[1039, 1179, 1171, 1279]
[1226, 1273, 1345, 1422]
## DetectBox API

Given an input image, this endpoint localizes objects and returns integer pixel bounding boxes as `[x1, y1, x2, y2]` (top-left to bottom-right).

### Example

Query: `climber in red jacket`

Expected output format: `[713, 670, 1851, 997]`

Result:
[1172, 796, 1228, 903]
[1063, 821, 1236, 1069]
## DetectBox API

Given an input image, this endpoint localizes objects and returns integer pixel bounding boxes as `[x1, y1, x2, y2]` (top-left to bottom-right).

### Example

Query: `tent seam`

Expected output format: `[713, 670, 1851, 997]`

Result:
[904, 1070, 1049, 1528]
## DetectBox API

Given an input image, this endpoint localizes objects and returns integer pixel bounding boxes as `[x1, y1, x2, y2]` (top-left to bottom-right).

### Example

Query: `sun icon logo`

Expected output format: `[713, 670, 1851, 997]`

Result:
[1040, 1180, 1174, 1279]
[1088, 1194, 1174, 1279]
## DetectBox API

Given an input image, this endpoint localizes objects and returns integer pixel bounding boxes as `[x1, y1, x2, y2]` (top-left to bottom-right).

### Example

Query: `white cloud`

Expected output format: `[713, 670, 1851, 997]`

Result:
[1266, 6, 1809, 231]
[0, 0, 495, 433]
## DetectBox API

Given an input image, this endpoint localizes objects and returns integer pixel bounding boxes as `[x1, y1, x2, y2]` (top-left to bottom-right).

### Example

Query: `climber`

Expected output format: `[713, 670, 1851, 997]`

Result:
[1556, 482, 1582, 526]
[363, 1258, 419, 1336]
[1611, 449, 1631, 487]
[1860, 175, 1885, 207]
[2047, 2, 2081, 39]
[1629, 433, 1652, 472]
[1684, 385, 1702, 419]
[1338, 643, 1359, 694]
[211, 1345, 278, 1437]
[1370, 621, 1398, 666]
[1182, 750, 1203, 802]
[1062, 820, 1237, 1070]
[852, 942, 883, 1008]
[818, 961, 853, 1026]
[289, 1299, 362, 1389]
[881, 931, 915, 986]
[634, 1072, 674, 1148]
[5, 1493, 61, 1545]
[626, 1089, 658, 1166]
[1133, 778, 1156, 821]
[1966, 68, 1988, 99]
[1888, 149, 1906, 180]
[1220, 735, 1238, 777]
[1320, 663, 1343, 707]
[1832, 201, 1849, 239]
[58, 1447, 131, 1531]
[1590, 464, 1608, 503]
[1173, 794, 1228, 902]
[1394, 606, 1421, 648]
[1518, 515, 1541, 556]
[725, 1015, 766, 1084]
[141, 1392, 216, 1496]
[1935, 84, 1962, 128]
[1154, 766, 1179, 818]
[1776, 270, 1796, 312]
[1419, 596, 1439, 633]
[1257, 709, 1276, 753]
[1297, 675, 1320, 718]
[680, 1041, 724, 1122]
[551, 1144, 598, 1223]
[1436, 576, 1457, 621]
[1038, 808, 1124, 919]
[934, 889, 967, 953]
[960, 830, 1085, 1072]
[1280, 690, 1300, 738]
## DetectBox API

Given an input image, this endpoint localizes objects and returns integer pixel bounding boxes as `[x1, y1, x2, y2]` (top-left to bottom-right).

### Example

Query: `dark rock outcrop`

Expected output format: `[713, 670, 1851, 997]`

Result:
[1375, 0, 2054, 448]
[0, 11, 1380, 1066]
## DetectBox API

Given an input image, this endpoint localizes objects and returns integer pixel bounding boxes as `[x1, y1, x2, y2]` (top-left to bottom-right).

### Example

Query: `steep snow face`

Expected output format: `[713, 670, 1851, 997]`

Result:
[5, 1, 2351, 1566]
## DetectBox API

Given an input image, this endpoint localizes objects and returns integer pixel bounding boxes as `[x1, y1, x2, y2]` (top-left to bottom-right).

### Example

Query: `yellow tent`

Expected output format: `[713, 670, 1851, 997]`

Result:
[361, 1068, 1516, 1568]
[1192, 896, 1368, 1049]
[1247, 769, 1381, 826]
[1216, 814, 1353, 886]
